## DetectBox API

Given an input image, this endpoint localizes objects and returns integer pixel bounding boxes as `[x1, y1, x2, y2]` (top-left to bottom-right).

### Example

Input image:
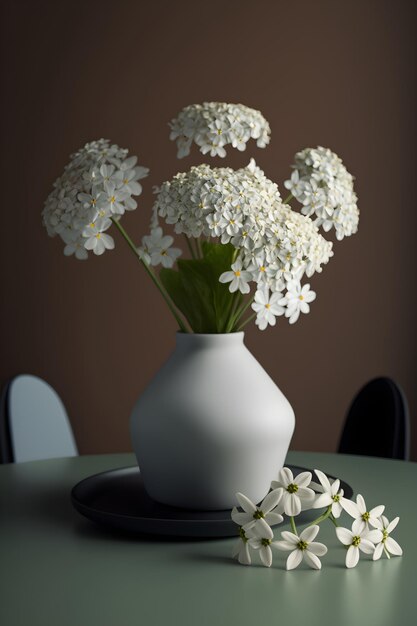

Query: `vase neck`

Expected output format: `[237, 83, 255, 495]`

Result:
[176, 332, 245, 350]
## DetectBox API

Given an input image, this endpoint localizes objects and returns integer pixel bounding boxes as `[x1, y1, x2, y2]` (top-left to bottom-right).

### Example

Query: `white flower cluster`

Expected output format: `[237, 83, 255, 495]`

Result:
[42, 139, 149, 259]
[169, 102, 271, 159]
[232, 468, 402, 569]
[154, 159, 333, 328]
[284, 146, 359, 240]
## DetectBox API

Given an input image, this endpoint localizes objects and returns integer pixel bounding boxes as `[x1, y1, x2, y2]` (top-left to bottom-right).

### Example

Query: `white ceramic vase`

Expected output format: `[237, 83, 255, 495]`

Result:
[130, 332, 295, 510]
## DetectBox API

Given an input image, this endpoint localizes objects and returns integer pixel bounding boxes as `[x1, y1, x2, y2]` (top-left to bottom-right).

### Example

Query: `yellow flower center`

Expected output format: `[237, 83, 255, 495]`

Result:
[109, 196, 116, 203]
[89, 222, 95, 228]
[234, 270, 241, 277]
[299, 295, 304, 301]
[265, 304, 271, 309]
[96, 233, 101, 239]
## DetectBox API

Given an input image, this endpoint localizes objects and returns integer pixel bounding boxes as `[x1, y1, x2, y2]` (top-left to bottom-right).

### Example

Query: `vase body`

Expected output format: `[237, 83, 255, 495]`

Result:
[130, 332, 295, 510]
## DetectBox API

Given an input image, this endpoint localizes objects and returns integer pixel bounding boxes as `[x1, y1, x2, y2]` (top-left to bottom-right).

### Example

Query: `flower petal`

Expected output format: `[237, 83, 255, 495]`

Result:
[312, 493, 332, 509]
[386, 517, 400, 534]
[356, 494, 366, 514]
[260, 545, 272, 568]
[369, 505, 385, 519]
[300, 525, 320, 543]
[359, 539, 376, 554]
[278, 467, 293, 488]
[332, 502, 343, 518]
[238, 543, 252, 565]
[341, 497, 360, 518]
[294, 471, 312, 488]
[304, 551, 322, 570]
[331, 479, 341, 496]
[297, 487, 315, 502]
[286, 549, 303, 570]
[236, 493, 256, 514]
[308, 541, 328, 557]
[314, 469, 331, 493]
[285, 493, 301, 516]
[352, 518, 366, 535]
[265, 512, 284, 526]
[385, 537, 403, 556]
[261, 489, 282, 513]
[365, 529, 383, 544]
[373, 543, 384, 561]
[231, 510, 252, 526]
[253, 518, 273, 539]
[280, 531, 299, 544]
[346, 545, 360, 568]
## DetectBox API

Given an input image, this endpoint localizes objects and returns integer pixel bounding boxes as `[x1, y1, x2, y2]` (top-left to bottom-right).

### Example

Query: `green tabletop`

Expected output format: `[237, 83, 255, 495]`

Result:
[0, 451, 416, 626]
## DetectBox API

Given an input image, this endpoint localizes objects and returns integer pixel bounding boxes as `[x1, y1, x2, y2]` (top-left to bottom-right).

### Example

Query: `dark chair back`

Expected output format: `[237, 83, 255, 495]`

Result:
[338, 377, 410, 460]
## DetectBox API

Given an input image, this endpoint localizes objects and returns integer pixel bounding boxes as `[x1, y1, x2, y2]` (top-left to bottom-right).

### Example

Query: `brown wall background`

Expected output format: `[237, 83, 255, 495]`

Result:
[1, 0, 416, 459]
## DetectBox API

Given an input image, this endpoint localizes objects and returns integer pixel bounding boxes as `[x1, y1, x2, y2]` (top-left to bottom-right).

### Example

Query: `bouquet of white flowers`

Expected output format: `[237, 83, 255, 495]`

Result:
[43, 102, 359, 333]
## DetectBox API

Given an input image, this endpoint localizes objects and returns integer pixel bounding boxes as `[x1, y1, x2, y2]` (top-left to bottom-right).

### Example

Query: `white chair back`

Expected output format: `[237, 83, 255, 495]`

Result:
[7, 374, 78, 462]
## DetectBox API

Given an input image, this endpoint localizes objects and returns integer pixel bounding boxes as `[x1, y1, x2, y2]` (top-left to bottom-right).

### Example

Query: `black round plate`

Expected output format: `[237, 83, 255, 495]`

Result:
[71, 465, 353, 538]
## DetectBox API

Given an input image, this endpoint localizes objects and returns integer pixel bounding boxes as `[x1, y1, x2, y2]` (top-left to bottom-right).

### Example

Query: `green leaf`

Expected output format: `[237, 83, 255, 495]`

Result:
[159, 268, 197, 331]
[177, 259, 218, 332]
[160, 242, 242, 333]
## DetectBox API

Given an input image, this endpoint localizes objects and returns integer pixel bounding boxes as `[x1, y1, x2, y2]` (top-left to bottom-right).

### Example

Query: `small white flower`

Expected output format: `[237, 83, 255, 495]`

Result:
[336, 525, 383, 568]
[62, 234, 88, 260]
[280, 281, 316, 324]
[274, 525, 328, 570]
[169, 102, 271, 158]
[98, 182, 130, 216]
[341, 494, 384, 534]
[231, 490, 283, 536]
[115, 168, 144, 195]
[200, 140, 227, 158]
[373, 515, 403, 560]
[248, 523, 275, 567]
[142, 227, 182, 268]
[82, 217, 115, 255]
[252, 286, 285, 330]
[219, 260, 252, 294]
[95, 163, 119, 187]
[311, 469, 346, 518]
[283, 170, 305, 197]
[232, 527, 254, 566]
[271, 467, 315, 516]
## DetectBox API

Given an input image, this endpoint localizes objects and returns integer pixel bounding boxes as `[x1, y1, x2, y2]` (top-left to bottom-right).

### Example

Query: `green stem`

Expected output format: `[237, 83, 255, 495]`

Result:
[283, 193, 293, 204]
[111, 218, 189, 333]
[290, 516, 298, 535]
[306, 505, 333, 528]
[236, 312, 257, 332]
[231, 294, 255, 329]
[184, 235, 196, 259]
[196, 237, 203, 259]
[225, 293, 242, 333]
[329, 513, 339, 528]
